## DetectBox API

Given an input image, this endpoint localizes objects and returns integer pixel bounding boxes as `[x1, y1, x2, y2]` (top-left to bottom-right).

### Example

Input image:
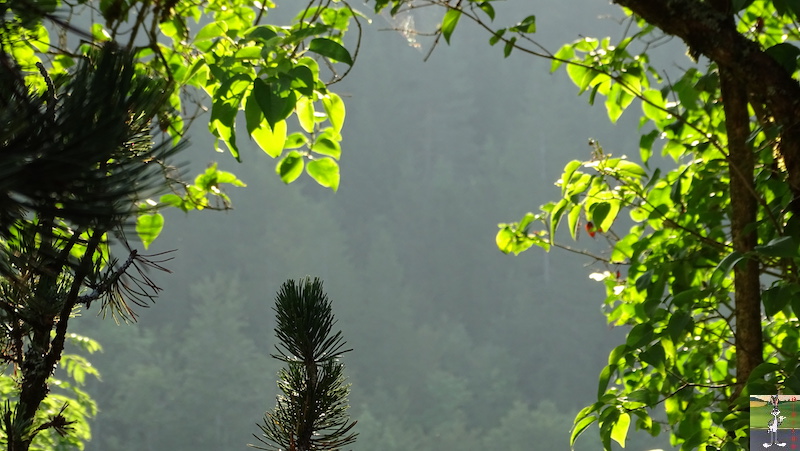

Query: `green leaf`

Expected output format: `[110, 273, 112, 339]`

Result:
[641, 89, 666, 122]
[489, 29, 506, 46]
[594, 199, 620, 232]
[311, 135, 342, 159]
[136, 213, 165, 249]
[570, 414, 598, 447]
[626, 323, 654, 348]
[517, 212, 536, 231]
[276, 151, 305, 184]
[295, 96, 316, 133]
[710, 251, 745, 286]
[605, 82, 634, 123]
[560, 160, 582, 196]
[639, 130, 658, 164]
[252, 79, 296, 130]
[510, 15, 536, 34]
[608, 344, 628, 366]
[234, 45, 261, 60]
[567, 204, 581, 240]
[160, 193, 183, 208]
[441, 8, 461, 44]
[306, 158, 340, 191]
[91, 23, 112, 41]
[503, 36, 517, 57]
[598, 364, 615, 398]
[666, 310, 693, 342]
[551, 45, 574, 72]
[549, 198, 570, 242]
[762, 285, 793, 316]
[322, 93, 346, 133]
[639, 343, 665, 370]
[244, 24, 278, 42]
[288, 65, 315, 96]
[765, 43, 800, 74]
[308, 38, 353, 65]
[285, 132, 309, 149]
[635, 269, 653, 292]
[252, 119, 287, 158]
[477, 2, 495, 20]
[614, 160, 647, 177]
[566, 64, 596, 93]
[496, 227, 515, 254]
[755, 236, 799, 258]
[244, 91, 263, 135]
[610, 412, 630, 448]
[195, 21, 228, 42]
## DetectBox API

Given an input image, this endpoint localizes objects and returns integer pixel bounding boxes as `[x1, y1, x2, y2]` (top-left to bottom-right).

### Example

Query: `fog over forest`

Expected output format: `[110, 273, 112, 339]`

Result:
[70, 1, 688, 449]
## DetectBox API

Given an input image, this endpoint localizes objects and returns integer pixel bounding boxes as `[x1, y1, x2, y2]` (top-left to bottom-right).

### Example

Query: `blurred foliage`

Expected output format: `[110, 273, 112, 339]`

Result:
[0, 333, 101, 450]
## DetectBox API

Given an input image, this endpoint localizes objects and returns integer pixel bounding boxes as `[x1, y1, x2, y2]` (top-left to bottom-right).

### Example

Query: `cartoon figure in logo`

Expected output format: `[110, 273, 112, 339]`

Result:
[764, 394, 787, 448]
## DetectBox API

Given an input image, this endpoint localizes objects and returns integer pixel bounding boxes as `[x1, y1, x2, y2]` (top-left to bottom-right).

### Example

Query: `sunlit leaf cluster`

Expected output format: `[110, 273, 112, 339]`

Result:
[486, 2, 800, 447]
[369, 0, 800, 450]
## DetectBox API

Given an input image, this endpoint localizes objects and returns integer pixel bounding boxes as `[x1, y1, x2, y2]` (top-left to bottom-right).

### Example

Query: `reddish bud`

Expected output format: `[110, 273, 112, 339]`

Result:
[585, 221, 596, 238]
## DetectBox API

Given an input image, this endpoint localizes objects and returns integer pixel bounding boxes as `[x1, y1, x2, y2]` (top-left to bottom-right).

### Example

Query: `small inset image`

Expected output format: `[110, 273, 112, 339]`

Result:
[751, 394, 799, 448]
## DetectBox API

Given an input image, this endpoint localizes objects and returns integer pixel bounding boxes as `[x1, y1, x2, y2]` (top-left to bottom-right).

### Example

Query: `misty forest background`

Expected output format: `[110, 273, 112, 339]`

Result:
[70, 0, 687, 449]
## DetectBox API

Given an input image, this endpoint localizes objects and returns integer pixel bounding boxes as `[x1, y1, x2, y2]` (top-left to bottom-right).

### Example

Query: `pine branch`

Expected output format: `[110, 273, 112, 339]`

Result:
[252, 277, 357, 451]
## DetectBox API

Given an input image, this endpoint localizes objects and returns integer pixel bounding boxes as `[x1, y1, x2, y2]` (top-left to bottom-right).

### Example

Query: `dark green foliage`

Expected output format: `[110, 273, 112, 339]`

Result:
[0, 41, 184, 450]
[253, 277, 357, 451]
[0, 43, 183, 238]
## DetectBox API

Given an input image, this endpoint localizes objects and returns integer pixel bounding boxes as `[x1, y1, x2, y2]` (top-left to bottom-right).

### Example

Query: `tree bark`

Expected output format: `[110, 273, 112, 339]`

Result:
[720, 67, 764, 397]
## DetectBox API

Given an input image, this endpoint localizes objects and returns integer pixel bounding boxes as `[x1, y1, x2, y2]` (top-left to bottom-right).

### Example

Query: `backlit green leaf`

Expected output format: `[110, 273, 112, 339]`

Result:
[570, 414, 597, 447]
[295, 96, 316, 133]
[306, 157, 340, 191]
[641, 89, 666, 122]
[285, 132, 309, 149]
[441, 8, 461, 44]
[477, 2, 495, 20]
[551, 45, 575, 72]
[568, 204, 581, 240]
[610, 412, 630, 448]
[322, 93, 346, 133]
[308, 38, 353, 65]
[276, 151, 304, 184]
[560, 160, 582, 195]
[195, 21, 228, 42]
[252, 119, 287, 158]
[311, 135, 341, 159]
[136, 213, 165, 249]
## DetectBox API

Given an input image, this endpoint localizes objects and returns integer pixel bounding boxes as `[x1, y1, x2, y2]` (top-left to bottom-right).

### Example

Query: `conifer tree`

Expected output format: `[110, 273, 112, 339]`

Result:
[0, 42, 184, 450]
[252, 277, 357, 451]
